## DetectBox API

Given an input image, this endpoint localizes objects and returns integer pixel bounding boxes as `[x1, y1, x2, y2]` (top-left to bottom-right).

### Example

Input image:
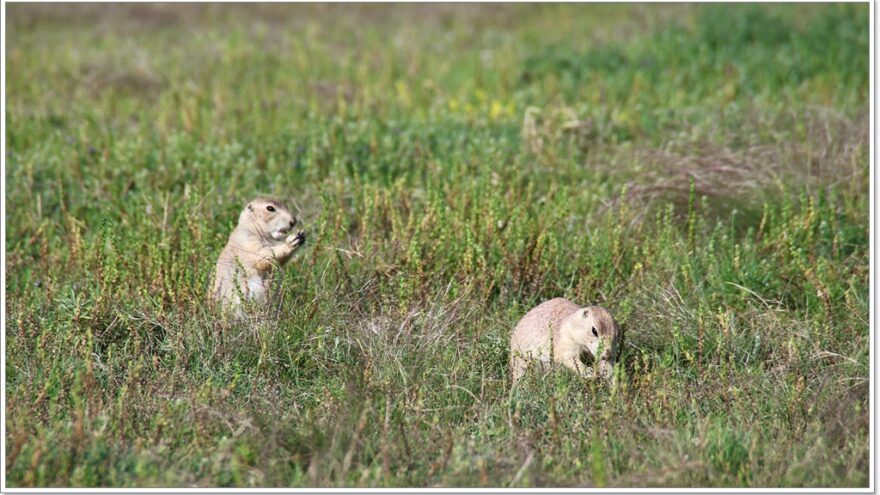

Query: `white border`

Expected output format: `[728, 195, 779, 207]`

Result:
[0, 0, 875, 493]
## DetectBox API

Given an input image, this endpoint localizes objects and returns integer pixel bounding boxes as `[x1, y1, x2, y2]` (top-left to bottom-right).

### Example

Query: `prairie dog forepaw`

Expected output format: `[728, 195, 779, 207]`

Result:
[286, 231, 306, 247]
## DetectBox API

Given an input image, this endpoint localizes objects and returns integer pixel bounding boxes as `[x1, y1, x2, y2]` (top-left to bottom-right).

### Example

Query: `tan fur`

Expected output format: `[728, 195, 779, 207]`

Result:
[510, 297, 620, 384]
[210, 198, 306, 309]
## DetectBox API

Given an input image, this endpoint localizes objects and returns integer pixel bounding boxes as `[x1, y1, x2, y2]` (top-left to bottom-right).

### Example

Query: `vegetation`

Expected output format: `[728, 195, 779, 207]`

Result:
[5, 3, 869, 487]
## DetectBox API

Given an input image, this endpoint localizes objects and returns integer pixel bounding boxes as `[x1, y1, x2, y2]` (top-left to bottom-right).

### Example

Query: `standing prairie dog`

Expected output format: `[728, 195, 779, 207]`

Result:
[510, 298, 620, 384]
[210, 198, 306, 308]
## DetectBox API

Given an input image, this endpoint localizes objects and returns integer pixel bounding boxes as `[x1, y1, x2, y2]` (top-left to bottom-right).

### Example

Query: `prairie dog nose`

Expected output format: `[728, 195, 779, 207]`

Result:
[289, 218, 298, 228]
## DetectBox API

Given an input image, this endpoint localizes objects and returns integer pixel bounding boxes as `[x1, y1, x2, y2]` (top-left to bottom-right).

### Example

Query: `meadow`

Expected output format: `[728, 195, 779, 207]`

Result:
[4, 3, 870, 487]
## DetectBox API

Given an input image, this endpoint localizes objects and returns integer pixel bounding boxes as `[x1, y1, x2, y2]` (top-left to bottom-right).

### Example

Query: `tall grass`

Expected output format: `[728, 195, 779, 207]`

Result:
[5, 3, 869, 487]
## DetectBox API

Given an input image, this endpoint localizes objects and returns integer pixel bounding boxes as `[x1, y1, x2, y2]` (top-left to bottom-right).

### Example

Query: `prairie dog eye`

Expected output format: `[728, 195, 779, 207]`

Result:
[591, 327, 598, 337]
[266, 205, 276, 212]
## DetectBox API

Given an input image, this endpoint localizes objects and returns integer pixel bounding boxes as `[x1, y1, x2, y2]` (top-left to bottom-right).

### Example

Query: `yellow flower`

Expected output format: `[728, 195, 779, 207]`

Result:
[395, 80, 411, 106]
[490, 100, 504, 120]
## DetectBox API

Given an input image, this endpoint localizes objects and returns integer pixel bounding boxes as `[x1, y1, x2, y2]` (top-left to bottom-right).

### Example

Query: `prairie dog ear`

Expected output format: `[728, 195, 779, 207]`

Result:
[582, 308, 590, 318]
[247, 203, 254, 212]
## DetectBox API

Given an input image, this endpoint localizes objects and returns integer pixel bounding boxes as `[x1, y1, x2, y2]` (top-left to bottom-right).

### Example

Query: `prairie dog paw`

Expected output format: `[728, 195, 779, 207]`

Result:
[286, 231, 306, 247]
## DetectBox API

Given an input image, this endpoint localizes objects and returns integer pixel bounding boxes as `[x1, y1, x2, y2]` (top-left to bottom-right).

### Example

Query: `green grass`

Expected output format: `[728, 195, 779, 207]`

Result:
[5, 3, 869, 488]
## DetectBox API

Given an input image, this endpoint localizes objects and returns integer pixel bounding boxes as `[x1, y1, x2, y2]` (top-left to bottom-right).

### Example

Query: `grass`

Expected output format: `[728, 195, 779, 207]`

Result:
[4, 3, 870, 488]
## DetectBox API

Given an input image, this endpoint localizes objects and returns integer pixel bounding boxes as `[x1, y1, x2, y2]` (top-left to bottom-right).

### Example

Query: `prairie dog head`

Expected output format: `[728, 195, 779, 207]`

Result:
[238, 198, 298, 241]
[562, 305, 621, 377]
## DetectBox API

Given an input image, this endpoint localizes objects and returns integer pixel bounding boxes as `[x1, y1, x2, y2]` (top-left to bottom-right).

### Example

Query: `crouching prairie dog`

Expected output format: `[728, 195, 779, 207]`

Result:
[510, 298, 621, 384]
[210, 198, 306, 308]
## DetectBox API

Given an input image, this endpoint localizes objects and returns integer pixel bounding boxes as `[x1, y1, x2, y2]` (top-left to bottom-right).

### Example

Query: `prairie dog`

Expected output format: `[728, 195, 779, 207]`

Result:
[510, 298, 620, 384]
[210, 198, 306, 308]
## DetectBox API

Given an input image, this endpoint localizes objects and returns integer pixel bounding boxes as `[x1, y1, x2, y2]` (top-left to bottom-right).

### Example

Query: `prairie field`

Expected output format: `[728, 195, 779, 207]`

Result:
[4, 3, 870, 488]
